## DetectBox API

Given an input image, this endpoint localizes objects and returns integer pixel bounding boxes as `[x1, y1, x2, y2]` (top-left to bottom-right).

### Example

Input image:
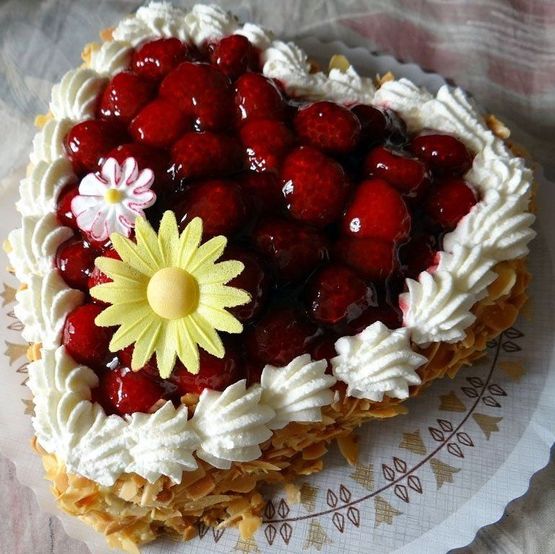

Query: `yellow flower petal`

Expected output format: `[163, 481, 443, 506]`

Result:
[131, 318, 163, 370]
[188, 235, 227, 274]
[95, 301, 149, 328]
[134, 216, 164, 270]
[186, 313, 225, 358]
[111, 233, 157, 277]
[157, 210, 180, 265]
[95, 257, 147, 284]
[196, 304, 244, 334]
[176, 217, 203, 268]
[156, 320, 181, 377]
[200, 284, 251, 308]
[109, 309, 158, 353]
[194, 259, 245, 285]
[90, 281, 147, 305]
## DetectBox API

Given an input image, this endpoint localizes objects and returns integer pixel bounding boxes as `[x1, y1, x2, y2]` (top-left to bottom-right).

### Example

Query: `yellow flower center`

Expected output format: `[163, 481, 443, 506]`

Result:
[104, 188, 123, 204]
[147, 267, 199, 320]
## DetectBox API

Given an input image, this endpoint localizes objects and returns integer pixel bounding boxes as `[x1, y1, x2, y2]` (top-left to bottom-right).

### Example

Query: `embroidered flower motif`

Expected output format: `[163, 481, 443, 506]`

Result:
[71, 157, 156, 242]
[90, 211, 250, 378]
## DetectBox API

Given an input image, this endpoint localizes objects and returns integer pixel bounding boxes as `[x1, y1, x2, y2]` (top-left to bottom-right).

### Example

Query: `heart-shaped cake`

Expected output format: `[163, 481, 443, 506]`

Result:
[6, 2, 536, 551]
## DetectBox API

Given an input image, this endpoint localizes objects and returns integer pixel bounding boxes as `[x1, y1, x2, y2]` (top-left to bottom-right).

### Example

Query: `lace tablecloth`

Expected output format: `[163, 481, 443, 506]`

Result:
[1, 1, 553, 553]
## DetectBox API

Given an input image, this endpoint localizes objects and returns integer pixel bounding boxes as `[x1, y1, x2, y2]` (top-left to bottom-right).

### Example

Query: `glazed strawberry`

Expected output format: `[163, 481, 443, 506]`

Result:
[253, 217, 328, 282]
[131, 37, 190, 81]
[171, 344, 242, 395]
[160, 62, 233, 130]
[56, 237, 98, 291]
[174, 179, 247, 237]
[245, 307, 320, 367]
[281, 146, 346, 226]
[64, 120, 125, 173]
[223, 247, 270, 322]
[334, 236, 398, 281]
[346, 304, 403, 334]
[399, 234, 437, 279]
[107, 143, 171, 190]
[96, 365, 164, 416]
[130, 99, 190, 149]
[117, 345, 160, 379]
[234, 73, 285, 122]
[351, 104, 388, 144]
[97, 72, 153, 124]
[294, 101, 361, 153]
[343, 178, 411, 241]
[364, 146, 429, 194]
[62, 303, 112, 368]
[171, 131, 243, 179]
[425, 178, 477, 229]
[240, 119, 294, 173]
[209, 34, 258, 79]
[88, 247, 120, 290]
[239, 171, 284, 212]
[309, 333, 338, 368]
[410, 133, 473, 176]
[56, 185, 79, 230]
[306, 264, 376, 326]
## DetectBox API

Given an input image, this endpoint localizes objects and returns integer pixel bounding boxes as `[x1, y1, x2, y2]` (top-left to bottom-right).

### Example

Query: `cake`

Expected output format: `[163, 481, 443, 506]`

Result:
[6, 3, 536, 551]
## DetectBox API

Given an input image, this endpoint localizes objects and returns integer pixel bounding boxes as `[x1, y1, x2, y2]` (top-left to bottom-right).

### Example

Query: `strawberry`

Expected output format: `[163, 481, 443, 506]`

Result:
[240, 119, 294, 173]
[410, 133, 473, 176]
[209, 34, 258, 79]
[281, 146, 346, 226]
[97, 71, 153, 124]
[129, 98, 190, 149]
[399, 234, 437, 279]
[334, 236, 398, 281]
[88, 247, 120, 290]
[294, 101, 361, 153]
[62, 304, 113, 368]
[56, 185, 79, 230]
[363, 146, 429, 195]
[306, 264, 376, 326]
[343, 178, 411, 241]
[171, 131, 244, 179]
[174, 179, 247, 237]
[425, 178, 477, 229]
[239, 171, 284, 212]
[234, 73, 285, 122]
[351, 104, 388, 144]
[56, 237, 98, 291]
[95, 365, 164, 415]
[131, 37, 190, 81]
[160, 62, 233, 131]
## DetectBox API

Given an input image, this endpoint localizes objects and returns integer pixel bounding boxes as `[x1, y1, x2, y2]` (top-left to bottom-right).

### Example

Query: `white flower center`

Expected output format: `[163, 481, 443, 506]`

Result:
[147, 267, 199, 320]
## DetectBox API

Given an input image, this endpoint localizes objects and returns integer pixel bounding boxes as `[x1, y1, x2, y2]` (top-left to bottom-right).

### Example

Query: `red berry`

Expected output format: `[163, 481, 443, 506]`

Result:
[160, 62, 233, 130]
[281, 146, 346, 226]
[118, 345, 160, 379]
[56, 237, 98, 291]
[97, 72, 153, 124]
[131, 38, 190, 81]
[425, 178, 477, 229]
[240, 119, 293, 173]
[245, 307, 320, 367]
[410, 133, 473, 176]
[399, 234, 437, 279]
[64, 120, 125, 173]
[306, 264, 375, 326]
[234, 73, 285, 123]
[334, 236, 397, 281]
[351, 104, 388, 144]
[310, 333, 338, 368]
[62, 304, 112, 368]
[239, 171, 284, 212]
[253, 217, 328, 282]
[171, 131, 243, 179]
[88, 247, 120, 290]
[96, 365, 164, 415]
[346, 304, 402, 334]
[171, 344, 242, 395]
[56, 185, 79, 230]
[129, 99, 190, 149]
[107, 143, 171, 190]
[343, 178, 411, 241]
[364, 146, 429, 194]
[294, 101, 361, 153]
[223, 247, 270, 322]
[209, 35, 257, 79]
[174, 179, 247, 237]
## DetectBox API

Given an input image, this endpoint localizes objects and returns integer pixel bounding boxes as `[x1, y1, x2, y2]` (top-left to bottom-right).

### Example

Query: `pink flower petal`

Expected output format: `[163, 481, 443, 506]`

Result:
[100, 158, 121, 186]
[120, 157, 140, 187]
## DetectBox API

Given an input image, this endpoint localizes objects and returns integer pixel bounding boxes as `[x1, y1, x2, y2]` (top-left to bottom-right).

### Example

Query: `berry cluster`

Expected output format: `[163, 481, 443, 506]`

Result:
[56, 35, 477, 415]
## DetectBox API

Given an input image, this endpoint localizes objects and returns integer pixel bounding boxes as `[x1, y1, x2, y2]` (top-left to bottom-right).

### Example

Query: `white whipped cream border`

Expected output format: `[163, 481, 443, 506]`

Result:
[9, 2, 535, 485]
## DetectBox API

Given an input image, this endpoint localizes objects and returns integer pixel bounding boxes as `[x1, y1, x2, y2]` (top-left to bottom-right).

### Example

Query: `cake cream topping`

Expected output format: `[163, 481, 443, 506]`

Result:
[8, 1, 536, 485]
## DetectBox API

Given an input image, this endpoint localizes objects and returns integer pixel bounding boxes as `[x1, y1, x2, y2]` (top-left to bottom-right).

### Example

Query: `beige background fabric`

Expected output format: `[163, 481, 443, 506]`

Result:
[0, 1, 553, 553]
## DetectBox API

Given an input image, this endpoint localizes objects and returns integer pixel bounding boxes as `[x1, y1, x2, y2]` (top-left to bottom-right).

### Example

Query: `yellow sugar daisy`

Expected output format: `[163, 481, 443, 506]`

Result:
[90, 211, 250, 378]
